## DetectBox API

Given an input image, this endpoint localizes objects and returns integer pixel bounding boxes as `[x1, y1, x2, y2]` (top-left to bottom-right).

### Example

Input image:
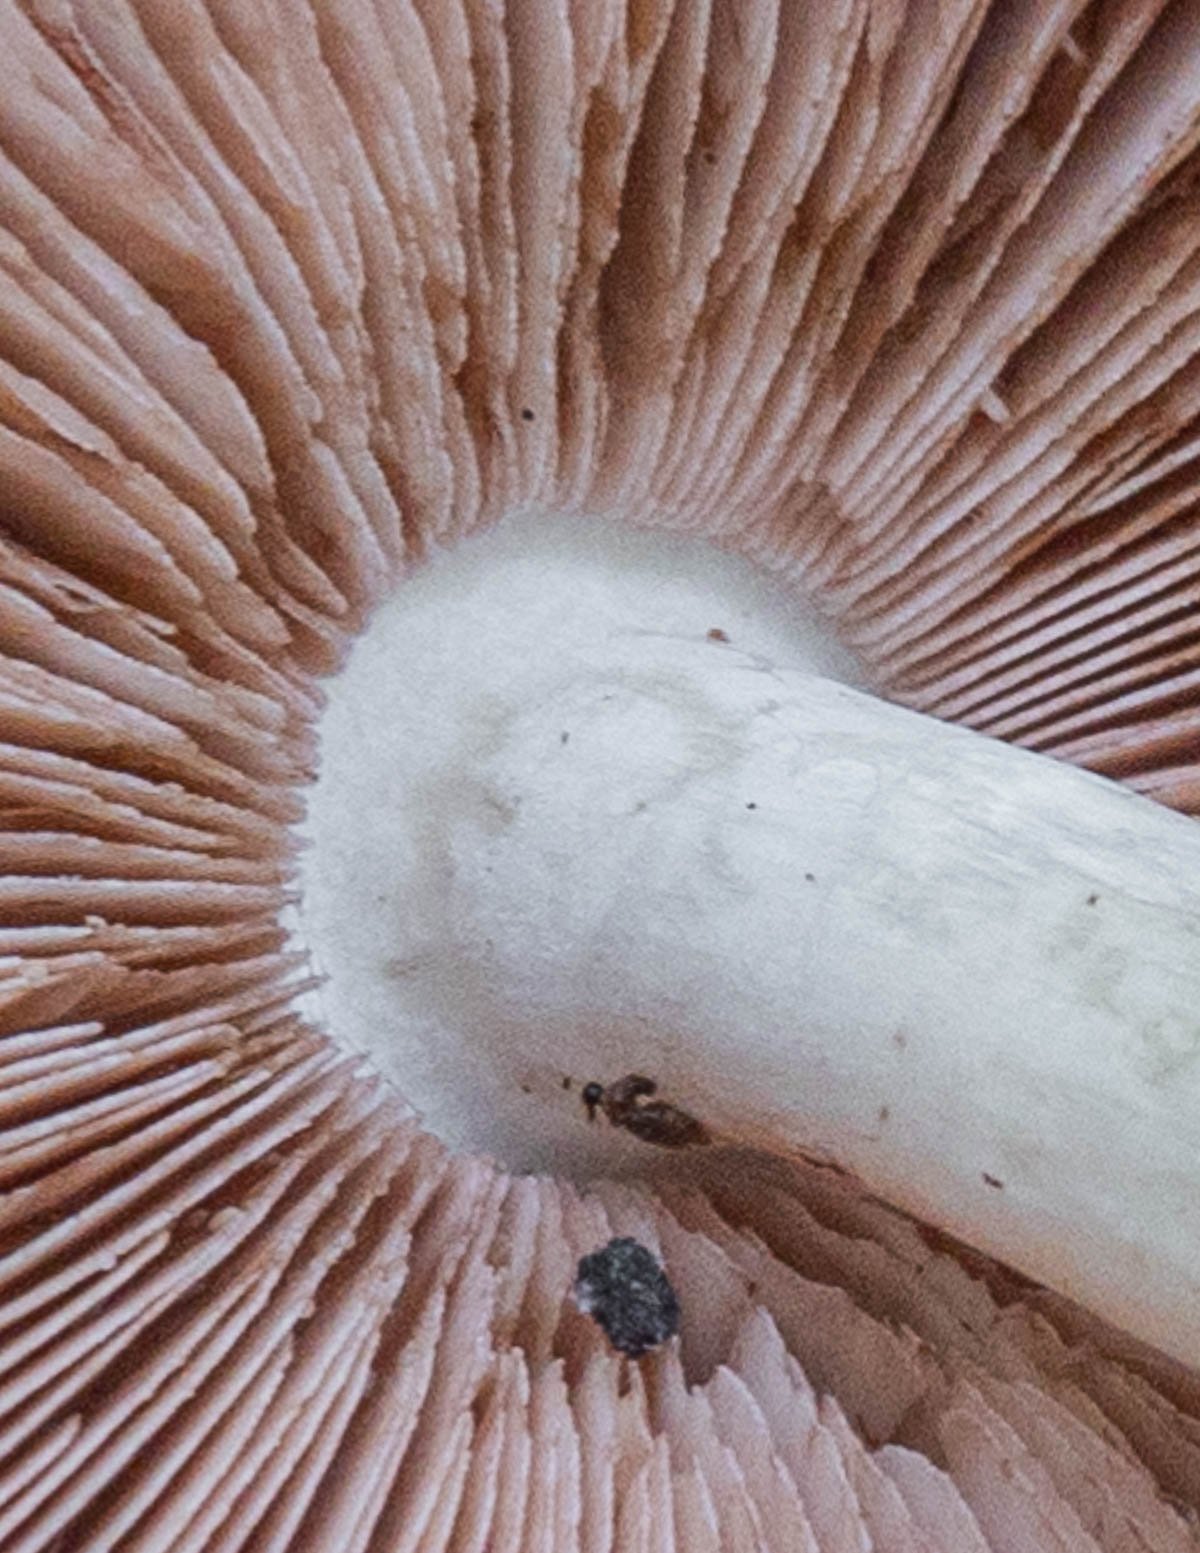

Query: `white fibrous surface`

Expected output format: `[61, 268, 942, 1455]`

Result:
[300, 539, 1200, 1370]
[297, 510, 861, 1172]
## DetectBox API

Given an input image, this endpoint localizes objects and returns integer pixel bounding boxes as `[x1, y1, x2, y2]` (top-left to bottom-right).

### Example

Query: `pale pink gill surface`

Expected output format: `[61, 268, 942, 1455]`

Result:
[0, 1, 1197, 1549]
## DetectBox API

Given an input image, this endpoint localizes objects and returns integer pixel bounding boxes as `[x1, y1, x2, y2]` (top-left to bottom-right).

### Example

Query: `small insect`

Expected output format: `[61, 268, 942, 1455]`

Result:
[581, 1074, 710, 1148]
[573, 1237, 680, 1358]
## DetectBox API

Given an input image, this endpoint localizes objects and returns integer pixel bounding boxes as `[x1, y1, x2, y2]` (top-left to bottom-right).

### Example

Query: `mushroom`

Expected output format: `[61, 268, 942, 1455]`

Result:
[1, 1, 1200, 1549]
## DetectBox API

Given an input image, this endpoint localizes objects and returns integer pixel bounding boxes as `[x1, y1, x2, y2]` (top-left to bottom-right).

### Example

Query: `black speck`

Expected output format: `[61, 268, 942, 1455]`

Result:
[1086, 893, 1099, 906]
[521, 407, 535, 422]
[519, 1083, 532, 1095]
[702, 149, 717, 165]
[560, 731, 570, 745]
[982, 1172, 1004, 1190]
[878, 1104, 890, 1124]
[707, 627, 730, 642]
[746, 801, 758, 810]
[804, 872, 816, 883]
[561, 1076, 572, 1091]
[573, 1237, 680, 1358]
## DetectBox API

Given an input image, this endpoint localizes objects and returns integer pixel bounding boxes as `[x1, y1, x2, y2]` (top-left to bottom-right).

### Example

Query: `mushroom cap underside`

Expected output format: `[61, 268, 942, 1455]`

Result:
[1, 1, 1199, 1548]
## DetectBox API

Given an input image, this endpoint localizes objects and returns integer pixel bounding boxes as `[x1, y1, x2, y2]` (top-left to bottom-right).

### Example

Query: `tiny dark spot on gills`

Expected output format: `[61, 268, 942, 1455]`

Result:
[1086, 893, 1100, 906]
[982, 1172, 1004, 1190]
[707, 626, 729, 642]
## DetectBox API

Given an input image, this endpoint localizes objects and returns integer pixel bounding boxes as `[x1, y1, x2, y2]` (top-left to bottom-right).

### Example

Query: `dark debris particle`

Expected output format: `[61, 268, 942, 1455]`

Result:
[573, 1237, 680, 1358]
[982, 1172, 1004, 1190]
[707, 627, 730, 642]
[1086, 893, 1100, 906]
[520, 406, 535, 422]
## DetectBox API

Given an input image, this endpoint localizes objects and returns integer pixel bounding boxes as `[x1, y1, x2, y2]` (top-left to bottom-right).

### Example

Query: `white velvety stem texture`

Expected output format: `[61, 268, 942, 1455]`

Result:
[298, 513, 862, 1174]
[300, 523, 1200, 1370]
[448, 636, 1200, 1368]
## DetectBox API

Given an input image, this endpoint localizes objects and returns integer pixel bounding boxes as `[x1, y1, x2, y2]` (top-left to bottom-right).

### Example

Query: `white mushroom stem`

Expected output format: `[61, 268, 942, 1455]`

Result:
[299, 525, 1200, 1372]
[453, 633, 1200, 1366]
